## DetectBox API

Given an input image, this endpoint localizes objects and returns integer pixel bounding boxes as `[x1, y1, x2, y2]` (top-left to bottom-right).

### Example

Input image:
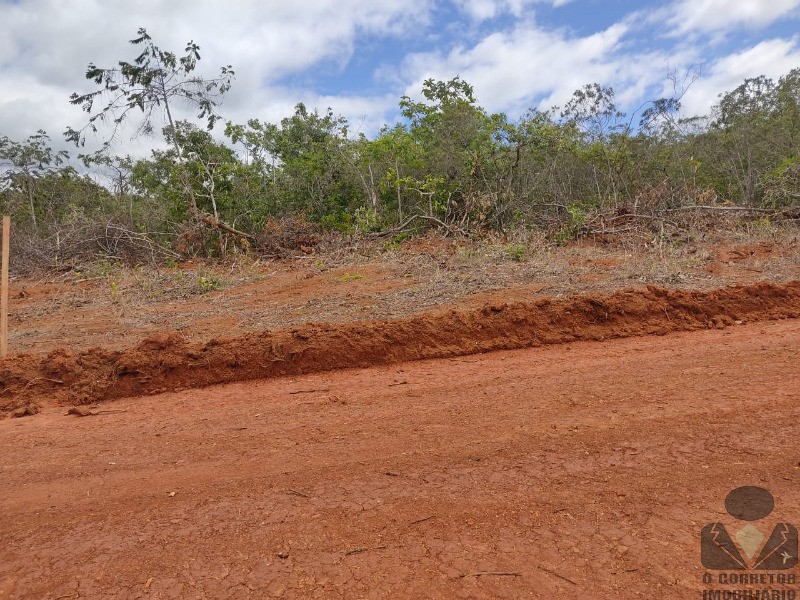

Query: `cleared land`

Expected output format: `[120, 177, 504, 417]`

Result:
[1, 233, 799, 598]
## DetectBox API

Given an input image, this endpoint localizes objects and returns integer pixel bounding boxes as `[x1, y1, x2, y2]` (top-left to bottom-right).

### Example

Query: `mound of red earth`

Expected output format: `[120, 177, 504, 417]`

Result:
[1, 280, 799, 417]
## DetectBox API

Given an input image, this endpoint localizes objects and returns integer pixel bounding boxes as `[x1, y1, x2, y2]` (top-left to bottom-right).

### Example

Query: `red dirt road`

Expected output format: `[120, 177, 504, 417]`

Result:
[2, 318, 799, 599]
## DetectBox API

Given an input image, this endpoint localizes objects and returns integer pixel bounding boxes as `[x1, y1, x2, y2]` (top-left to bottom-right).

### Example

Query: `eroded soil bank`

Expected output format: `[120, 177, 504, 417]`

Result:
[2, 280, 799, 415]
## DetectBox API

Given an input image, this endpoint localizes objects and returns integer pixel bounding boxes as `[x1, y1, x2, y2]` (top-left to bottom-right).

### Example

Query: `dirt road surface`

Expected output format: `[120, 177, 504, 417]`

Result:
[2, 317, 799, 598]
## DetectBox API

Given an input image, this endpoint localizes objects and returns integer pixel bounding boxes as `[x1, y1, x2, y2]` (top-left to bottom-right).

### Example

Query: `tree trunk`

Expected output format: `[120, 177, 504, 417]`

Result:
[26, 177, 37, 229]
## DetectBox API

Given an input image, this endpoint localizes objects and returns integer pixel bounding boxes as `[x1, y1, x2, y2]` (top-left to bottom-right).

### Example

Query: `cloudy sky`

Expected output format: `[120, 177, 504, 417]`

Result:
[1, 0, 799, 157]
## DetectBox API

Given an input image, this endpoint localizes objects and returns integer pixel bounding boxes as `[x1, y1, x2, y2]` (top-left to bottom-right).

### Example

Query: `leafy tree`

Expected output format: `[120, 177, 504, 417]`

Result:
[713, 76, 777, 128]
[774, 68, 800, 157]
[690, 73, 800, 205]
[227, 104, 361, 223]
[63, 28, 254, 243]
[504, 108, 572, 221]
[0, 131, 70, 228]
[131, 121, 260, 232]
[561, 83, 625, 142]
[65, 27, 234, 156]
[359, 124, 421, 223]
[31, 170, 117, 225]
[762, 157, 800, 208]
[394, 77, 513, 230]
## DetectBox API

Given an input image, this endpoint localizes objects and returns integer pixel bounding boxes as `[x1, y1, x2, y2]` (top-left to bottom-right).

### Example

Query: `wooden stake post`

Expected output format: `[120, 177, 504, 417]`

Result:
[1, 215, 9, 358]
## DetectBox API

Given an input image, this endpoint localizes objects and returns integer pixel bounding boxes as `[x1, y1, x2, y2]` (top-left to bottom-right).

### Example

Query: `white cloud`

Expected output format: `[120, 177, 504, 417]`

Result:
[0, 0, 431, 155]
[454, 0, 499, 21]
[680, 37, 800, 117]
[0, 74, 75, 141]
[316, 93, 400, 137]
[666, 0, 800, 35]
[451, 0, 569, 22]
[1, 0, 798, 167]
[399, 21, 646, 116]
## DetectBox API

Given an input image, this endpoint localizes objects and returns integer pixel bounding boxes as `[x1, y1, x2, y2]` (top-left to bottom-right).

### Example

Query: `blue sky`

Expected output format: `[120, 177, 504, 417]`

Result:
[1, 0, 799, 156]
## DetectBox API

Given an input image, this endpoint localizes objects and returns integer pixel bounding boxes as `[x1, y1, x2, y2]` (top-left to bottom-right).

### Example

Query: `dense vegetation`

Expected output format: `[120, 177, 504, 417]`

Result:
[1, 29, 799, 269]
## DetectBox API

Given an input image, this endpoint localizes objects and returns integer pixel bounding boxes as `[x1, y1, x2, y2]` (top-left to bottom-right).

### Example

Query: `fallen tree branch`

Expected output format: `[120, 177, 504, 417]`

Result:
[371, 213, 467, 238]
[198, 213, 256, 240]
[666, 205, 775, 213]
[415, 214, 468, 237]
[370, 214, 423, 238]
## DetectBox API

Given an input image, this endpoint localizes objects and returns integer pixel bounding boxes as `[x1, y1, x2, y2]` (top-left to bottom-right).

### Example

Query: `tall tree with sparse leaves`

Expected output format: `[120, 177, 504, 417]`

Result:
[65, 27, 234, 157]
[64, 27, 252, 239]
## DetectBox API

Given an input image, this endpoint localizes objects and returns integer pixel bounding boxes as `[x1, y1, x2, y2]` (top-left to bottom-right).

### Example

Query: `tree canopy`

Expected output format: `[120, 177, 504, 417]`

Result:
[1, 29, 798, 268]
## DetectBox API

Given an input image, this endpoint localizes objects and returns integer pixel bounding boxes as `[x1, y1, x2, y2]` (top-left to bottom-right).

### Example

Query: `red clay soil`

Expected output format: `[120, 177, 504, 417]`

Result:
[1, 318, 799, 598]
[2, 280, 799, 416]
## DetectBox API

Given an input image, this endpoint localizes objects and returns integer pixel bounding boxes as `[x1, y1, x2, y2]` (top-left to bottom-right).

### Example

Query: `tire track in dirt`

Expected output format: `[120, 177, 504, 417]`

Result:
[1, 280, 799, 415]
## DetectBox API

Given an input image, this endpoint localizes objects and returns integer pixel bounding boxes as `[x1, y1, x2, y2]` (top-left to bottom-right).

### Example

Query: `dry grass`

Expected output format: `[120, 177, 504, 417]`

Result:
[6, 222, 799, 355]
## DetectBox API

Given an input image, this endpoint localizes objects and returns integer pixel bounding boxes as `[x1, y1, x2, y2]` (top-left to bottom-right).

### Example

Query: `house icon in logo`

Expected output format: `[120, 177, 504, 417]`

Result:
[701, 486, 798, 570]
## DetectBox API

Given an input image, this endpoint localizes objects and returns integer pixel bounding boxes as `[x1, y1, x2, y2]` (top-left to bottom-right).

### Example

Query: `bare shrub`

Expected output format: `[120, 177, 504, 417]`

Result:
[11, 219, 178, 275]
[256, 215, 321, 257]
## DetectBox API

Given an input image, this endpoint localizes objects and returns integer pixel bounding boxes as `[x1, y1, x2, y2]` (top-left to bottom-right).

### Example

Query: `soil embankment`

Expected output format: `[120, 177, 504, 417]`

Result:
[2, 280, 799, 416]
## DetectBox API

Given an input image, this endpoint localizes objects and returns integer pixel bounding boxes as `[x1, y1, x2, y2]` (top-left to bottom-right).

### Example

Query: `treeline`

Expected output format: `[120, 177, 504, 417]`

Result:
[1, 30, 799, 269]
